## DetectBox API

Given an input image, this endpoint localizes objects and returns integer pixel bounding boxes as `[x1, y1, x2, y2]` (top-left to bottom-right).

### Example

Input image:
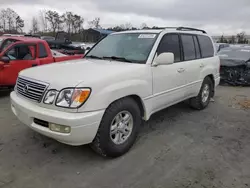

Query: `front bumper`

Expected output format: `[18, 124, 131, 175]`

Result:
[10, 92, 105, 146]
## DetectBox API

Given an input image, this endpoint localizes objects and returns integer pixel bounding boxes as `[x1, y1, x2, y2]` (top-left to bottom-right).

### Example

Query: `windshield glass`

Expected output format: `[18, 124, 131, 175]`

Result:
[0, 39, 17, 53]
[0, 38, 4, 51]
[86, 33, 158, 64]
[218, 47, 250, 61]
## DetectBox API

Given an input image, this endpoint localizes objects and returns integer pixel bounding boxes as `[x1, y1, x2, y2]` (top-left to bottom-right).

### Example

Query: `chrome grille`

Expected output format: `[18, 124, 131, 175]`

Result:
[16, 77, 49, 102]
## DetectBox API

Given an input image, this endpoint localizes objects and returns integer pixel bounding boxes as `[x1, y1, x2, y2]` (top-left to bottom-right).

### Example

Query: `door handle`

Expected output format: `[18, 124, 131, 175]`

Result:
[177, 68, 185, 73]
[200, 63, 204, 68]
[3, 64, 10, 67]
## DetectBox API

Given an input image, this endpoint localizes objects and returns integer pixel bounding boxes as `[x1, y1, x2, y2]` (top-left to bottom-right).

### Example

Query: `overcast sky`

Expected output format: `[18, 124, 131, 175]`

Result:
[1, 0, 250, 35]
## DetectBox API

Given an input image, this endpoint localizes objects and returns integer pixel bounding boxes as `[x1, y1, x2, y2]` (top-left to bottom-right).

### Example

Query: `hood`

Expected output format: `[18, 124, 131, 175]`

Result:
[19, 58, 145, 89]
[220, 58, 247, 67]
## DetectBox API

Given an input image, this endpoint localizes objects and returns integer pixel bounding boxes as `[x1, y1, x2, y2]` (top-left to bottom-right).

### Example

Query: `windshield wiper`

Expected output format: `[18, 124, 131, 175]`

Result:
[85, 55, 103, 60]
[103, 56, 133, 63]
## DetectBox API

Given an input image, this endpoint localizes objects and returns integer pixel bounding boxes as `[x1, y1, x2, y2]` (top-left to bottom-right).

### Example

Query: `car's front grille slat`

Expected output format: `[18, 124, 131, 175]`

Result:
[17, 87, 40, 99]
[18, 79, 46, 90]
[16, 77, 49, 102]
[18, 77, 46, 88]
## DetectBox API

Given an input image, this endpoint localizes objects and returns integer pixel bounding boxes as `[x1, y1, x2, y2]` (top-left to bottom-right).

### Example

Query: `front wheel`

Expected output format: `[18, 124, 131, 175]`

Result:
[91, 98, 141, 158]
[189, 77, 213, 110]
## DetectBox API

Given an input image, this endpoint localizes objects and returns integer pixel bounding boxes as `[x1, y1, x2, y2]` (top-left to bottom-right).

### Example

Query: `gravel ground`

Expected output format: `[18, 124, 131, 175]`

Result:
[0, 86, 250, 188]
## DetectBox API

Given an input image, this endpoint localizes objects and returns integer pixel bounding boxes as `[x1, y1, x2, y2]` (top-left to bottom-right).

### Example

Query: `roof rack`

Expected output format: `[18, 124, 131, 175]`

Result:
[153, 27, 179, 29]
[176, 27, 207, 34]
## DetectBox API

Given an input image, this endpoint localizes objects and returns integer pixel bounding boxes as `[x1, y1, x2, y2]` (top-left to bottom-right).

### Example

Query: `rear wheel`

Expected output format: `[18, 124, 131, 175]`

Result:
[91, 98, 141, 158]
[189, 77, 213, 110]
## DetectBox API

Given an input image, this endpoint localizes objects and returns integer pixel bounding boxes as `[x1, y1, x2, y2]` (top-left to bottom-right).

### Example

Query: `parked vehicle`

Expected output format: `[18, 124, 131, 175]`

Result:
[11, 27, 220, 157]
[215, 43, 230, 52]
[218, 46, 250, 86]
[46, 31, 86, 55]
[0, 36, 83, 87]
[41, 36, 55, 41]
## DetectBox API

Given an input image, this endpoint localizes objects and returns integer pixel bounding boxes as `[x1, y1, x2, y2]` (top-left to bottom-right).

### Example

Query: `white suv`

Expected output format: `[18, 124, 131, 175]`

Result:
[11, 27, 220, 157]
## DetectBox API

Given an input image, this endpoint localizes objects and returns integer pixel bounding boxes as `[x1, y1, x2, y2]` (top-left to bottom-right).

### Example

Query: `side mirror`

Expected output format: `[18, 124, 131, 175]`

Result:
[153, 52, 174, 66]
[86, 47, 91, 50]
[0, 56, 10, 63]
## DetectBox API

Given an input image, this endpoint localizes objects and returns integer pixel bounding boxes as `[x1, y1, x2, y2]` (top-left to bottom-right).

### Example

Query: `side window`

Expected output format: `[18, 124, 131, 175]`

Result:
[181, 35, 196, 61]
[157, 34, 181, 62]
[5, 44, 36, 60]
[197, 35, 214, 58]
[38, 43, 48, 58]
[193, 36, 201, 58]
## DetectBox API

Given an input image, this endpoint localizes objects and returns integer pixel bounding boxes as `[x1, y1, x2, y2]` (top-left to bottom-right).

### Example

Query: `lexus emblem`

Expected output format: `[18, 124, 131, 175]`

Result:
[23, 85, 29, 93]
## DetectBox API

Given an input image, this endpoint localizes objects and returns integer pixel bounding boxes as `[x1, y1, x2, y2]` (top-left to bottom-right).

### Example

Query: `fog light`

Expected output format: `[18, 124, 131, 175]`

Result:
[49, 123, 71, 133]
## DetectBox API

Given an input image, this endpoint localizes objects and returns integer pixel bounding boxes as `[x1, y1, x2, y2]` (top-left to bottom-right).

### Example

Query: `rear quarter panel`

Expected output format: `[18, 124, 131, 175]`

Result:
[197, 56, 220, 95]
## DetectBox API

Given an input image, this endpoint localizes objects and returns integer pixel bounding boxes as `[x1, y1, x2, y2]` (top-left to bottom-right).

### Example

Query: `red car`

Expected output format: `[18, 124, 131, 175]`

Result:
[0, 36, 83, 87]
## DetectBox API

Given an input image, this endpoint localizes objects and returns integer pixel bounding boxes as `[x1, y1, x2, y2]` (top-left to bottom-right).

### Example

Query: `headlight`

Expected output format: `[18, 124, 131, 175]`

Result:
[56, 88, 91, 108]
[44, 90, 58, 104]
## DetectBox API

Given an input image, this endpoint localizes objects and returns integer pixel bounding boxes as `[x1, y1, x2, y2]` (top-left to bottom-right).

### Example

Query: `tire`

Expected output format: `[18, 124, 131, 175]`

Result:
[189, 77, 213, 110]
[91, 97, 142, 158]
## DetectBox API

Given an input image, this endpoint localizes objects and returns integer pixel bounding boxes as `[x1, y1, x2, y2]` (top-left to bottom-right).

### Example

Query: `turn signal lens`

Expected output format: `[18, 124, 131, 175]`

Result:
[71, 89, 91, 108]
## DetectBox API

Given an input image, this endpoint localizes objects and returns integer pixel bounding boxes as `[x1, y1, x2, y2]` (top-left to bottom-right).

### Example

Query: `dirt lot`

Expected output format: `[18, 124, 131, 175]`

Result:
[0, 86, 250, 188]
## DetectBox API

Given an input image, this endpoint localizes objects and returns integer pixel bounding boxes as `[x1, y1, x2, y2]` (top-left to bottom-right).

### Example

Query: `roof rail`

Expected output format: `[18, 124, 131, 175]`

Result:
[154, 27, 179, 29]
[176, 27, 207, 34]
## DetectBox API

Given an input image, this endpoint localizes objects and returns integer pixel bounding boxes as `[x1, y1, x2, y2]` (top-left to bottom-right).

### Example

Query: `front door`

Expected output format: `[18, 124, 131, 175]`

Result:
[0, 43, 38, 86]
[151, 33, 188, 113]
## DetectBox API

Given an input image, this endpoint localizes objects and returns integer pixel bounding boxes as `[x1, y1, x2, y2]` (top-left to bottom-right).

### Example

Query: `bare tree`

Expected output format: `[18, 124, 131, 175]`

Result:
[39, 10, 48, 32]
[88, 17, 101, 28]
[124, 22, 133, 30]
[6, 8, 16, 31]
[73, 15, 84, 33]
[62, 11, 74, 33]
[0, 9, 7, 31]
[0, 8, 24, 33]
[140, 23, 149, 29]
[31, 17, 39, 34]
[45, 10, 63, 35]
[237, 32, 247, 44]
[229, 35, 236, 44]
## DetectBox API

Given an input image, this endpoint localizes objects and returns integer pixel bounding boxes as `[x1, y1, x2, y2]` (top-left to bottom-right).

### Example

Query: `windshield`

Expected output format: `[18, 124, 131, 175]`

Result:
[218, 48, 250, 61]
[0, 38, 3, 51]
[86, 33, 158, 64]
[0, 38, 17, 53]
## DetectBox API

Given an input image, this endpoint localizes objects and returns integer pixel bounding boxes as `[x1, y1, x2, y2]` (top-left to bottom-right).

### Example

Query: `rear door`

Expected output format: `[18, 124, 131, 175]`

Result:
[179, 34, 202, 97]
[0, 43, 39, 86]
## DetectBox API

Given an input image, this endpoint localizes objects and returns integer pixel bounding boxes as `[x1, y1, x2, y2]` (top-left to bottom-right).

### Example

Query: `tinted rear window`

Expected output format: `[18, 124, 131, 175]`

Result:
[181, 35, 196, 61]
[197, 35, 214, 58]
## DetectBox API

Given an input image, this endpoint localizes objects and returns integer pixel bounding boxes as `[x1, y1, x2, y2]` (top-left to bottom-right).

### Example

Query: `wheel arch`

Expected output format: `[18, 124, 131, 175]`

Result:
[205, 74, 215, 97]
[105, 94, 147, 120]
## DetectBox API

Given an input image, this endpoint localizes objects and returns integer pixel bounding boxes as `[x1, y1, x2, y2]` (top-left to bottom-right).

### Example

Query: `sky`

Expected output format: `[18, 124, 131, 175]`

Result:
[1, 0, 250, 35]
